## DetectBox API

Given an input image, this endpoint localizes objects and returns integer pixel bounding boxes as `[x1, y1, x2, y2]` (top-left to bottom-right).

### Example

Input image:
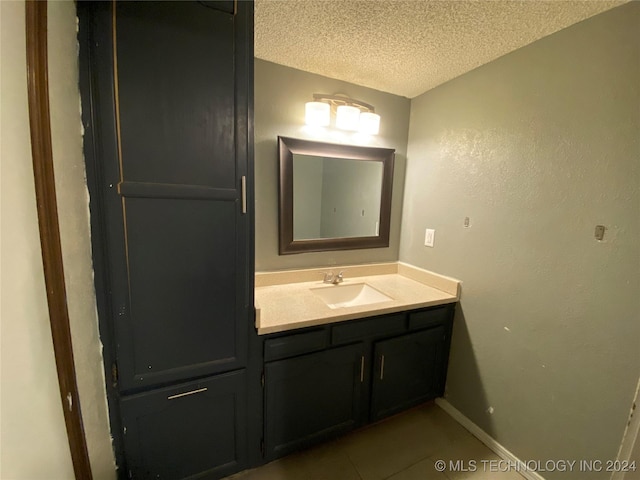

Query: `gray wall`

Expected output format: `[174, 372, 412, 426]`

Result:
[254, 59, 410, 271]
[400, 4, 639, 478]
[293, 154, 324, 239]
[319, 158, 383, 238]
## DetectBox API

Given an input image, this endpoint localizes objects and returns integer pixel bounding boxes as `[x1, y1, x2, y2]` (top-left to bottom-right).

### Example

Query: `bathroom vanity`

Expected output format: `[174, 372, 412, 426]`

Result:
[254, 262, 460, 462]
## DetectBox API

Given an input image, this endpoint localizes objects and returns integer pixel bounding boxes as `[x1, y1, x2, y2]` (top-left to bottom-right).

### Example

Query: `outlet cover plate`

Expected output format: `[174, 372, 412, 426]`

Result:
[425, 228, 435, 247]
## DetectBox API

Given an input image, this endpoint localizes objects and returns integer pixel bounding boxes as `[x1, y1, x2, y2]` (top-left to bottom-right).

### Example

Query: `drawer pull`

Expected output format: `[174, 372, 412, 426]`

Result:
[380, 355, 385, 380]
[360, 356, 365, 383]
[167, 387, 207, 400]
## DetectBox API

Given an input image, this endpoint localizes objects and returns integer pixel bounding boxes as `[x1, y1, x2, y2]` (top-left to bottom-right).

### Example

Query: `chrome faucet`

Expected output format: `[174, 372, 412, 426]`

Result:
[322, 271, 344, 285]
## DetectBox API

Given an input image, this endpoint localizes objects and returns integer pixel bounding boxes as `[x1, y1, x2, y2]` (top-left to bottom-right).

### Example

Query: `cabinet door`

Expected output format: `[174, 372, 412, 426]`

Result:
[83, 1, 252, 391]
[120, 370, 246, 480]
[371, 326, 446, 421]
[264, 344, 365, 460]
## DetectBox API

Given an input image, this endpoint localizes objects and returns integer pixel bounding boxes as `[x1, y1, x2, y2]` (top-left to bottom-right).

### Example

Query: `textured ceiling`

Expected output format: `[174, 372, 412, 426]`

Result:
[255, 0, 624, 98]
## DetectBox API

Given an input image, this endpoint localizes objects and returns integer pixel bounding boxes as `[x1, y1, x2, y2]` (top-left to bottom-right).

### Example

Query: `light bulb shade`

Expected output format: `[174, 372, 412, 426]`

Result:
[305, 101, 330, 127]
[336, 105, 361, 131]
[359, 112, 380, 135]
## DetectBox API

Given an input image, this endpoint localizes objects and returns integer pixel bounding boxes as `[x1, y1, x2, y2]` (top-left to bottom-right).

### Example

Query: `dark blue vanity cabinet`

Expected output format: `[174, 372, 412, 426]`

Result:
[262, 304, 455, 461]
[371, 326, 447, 421]
[264, 343, 365, 459]
[79, 1, 254, 478]
[119, 372, 247, 479]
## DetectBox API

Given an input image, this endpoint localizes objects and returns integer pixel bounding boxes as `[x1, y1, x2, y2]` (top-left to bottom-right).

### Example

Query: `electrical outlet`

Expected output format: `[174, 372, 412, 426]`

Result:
[424, 228, 435, 247]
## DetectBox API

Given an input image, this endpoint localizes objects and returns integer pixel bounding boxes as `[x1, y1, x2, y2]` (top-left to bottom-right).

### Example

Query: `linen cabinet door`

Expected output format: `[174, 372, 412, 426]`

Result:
[370, 326, 447, 421]
[80, 0, 254, 476]
[88, 0, 251, 391]
[120, 371, 247, 480]
[264, 343, 365, 460]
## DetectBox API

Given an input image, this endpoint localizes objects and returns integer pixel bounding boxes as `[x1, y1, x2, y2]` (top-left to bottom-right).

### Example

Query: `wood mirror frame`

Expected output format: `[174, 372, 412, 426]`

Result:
[278, 136, 395, 255]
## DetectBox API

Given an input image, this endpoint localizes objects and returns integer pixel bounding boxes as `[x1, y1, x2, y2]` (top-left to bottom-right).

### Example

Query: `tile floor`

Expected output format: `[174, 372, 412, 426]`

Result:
[226, 403, 526, 480]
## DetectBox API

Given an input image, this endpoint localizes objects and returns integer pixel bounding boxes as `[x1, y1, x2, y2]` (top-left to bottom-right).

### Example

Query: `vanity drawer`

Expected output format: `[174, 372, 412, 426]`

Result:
[331, 313, 406, 345]
[264, 329, 328, 362]
[408, 305, 452, 331]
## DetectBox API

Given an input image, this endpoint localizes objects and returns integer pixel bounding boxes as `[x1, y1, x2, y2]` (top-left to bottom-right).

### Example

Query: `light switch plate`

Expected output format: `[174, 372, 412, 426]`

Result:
[424, 228, 435, 247]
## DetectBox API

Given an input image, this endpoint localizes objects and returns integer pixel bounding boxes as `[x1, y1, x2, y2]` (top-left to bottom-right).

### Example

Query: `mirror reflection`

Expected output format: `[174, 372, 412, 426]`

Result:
[278, 136, 395, 255]
[293, 155, 383, 240]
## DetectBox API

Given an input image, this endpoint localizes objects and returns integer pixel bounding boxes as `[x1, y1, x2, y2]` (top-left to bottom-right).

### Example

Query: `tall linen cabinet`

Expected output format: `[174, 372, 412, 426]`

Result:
[78, 2, 255, 478]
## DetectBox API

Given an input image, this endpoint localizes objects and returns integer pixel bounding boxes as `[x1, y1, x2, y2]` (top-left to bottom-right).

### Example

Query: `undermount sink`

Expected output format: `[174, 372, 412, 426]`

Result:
[311, 283, 393, 309]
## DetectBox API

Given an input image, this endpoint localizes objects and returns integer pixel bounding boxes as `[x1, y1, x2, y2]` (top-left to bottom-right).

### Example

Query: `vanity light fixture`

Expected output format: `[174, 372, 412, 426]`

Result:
[335, 105, 361, 131]
[305, 101, 330, 127]
[359, 111, 381, 135]
[304, 93, 381, 135]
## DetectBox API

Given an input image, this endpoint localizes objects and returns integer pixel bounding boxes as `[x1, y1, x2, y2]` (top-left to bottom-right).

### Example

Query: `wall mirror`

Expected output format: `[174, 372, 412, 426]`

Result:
[278, 136, 395, 254]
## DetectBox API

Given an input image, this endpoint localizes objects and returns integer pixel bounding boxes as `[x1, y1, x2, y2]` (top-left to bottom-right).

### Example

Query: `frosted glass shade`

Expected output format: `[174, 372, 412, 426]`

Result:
[336, 105, 361, 131]
[305, 101, 330, 127]
[359, 112, 380, 135]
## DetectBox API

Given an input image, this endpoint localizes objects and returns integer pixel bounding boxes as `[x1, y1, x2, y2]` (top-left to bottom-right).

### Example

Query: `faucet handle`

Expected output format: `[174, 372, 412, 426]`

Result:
[335, 271, 344, 283]
[322, 271, 334, 283]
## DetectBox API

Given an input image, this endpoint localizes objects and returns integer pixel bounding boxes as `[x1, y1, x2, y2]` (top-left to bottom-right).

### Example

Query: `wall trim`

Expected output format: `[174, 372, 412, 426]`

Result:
[435, 398, 545, 480]
[25, 1, 93, 478]
[612, 375, 640, 480]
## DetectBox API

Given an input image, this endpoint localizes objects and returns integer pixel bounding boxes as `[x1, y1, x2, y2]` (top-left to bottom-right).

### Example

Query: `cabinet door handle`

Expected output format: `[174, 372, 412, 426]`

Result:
[167, 387, 207, 400]
[360, 356, 365, 383]
[380, 355, 385, 380]
[241, 176, 247, 214]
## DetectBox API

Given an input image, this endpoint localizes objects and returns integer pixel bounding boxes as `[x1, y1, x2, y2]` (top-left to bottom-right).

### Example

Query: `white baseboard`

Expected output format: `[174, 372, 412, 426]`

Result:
[435, 398, 546, 480]
[611, 375, 640, 480]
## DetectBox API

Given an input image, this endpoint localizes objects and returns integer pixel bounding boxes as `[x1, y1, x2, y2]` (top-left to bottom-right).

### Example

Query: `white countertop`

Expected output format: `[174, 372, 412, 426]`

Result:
[255, 262, 460, 335]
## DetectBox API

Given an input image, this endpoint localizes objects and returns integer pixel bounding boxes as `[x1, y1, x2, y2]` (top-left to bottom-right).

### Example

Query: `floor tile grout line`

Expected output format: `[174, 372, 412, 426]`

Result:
[339, 441, 366, 480]
[334, 406, 455, 480]
[379, 455, 435, 480]
[338, 433, 439, 480]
